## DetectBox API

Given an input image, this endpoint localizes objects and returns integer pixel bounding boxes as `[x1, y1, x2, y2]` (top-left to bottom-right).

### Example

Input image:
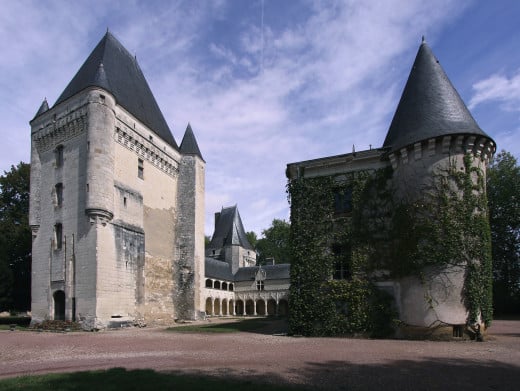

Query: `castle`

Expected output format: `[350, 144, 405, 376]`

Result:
[29, 32, 206, 329]
[29, 32, 495, 335]
[29, 32, 289, 330]
[286, 39, 495, 336]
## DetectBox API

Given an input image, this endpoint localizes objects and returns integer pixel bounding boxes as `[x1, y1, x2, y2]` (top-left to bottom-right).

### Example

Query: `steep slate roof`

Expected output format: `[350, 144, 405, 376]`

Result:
[180, 123, 204, 160]
[208, 206, 254, 250]
[205, 258, 234, 280]
[383, 40, 490, 152]
[34, 98, 49, 118]
[54, 32, 178, 149]
[234, 264, 290, 282]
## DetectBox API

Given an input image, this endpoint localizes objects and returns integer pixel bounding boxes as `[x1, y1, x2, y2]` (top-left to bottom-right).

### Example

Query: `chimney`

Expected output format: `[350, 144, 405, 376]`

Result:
[214, 212, 221, 231]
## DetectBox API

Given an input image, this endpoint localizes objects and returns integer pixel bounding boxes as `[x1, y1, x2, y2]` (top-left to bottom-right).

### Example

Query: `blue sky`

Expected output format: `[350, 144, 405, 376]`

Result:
[1, 0, 519, 236]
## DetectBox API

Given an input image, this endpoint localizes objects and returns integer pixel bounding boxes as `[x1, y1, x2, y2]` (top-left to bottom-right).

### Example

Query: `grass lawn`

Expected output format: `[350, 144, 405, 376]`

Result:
[166, 317, 287, 334]
[0, 368, 306, 391]
[0, 324, 29, 331]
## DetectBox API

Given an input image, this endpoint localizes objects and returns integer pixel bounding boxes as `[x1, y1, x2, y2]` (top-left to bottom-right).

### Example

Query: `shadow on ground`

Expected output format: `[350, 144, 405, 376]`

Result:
[2, 357, 518, 391]
[169, 317, 289, 335]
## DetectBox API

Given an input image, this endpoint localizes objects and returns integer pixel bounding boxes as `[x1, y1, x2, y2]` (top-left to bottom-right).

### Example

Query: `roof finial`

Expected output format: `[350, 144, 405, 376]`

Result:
[422, 35, 426, 43]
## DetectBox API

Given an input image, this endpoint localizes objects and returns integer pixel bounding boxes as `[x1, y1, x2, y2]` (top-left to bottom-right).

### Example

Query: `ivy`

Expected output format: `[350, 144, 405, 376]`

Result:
[287, 154, 493, 337]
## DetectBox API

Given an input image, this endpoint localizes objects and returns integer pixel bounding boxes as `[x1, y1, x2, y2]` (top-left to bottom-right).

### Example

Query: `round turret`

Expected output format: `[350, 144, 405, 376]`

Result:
[85, 89, 116, 221]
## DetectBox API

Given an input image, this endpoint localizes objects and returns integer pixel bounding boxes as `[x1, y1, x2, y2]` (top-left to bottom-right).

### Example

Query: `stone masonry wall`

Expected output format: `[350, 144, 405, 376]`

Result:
[175, 155, 205, 320]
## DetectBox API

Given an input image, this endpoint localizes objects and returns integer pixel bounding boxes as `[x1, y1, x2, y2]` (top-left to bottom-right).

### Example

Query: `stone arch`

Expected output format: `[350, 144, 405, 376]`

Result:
[245, 299, 255, 315]
[256, 299, 266, 315]
[205, 279, 213, 288]
[214, 281, 221, 290]
[236, 300, 244, 315]
[222, 282, 228, 291]
[267, 299, 277, 316]
[229, 283, 234, 291]
[53, 290, 66, 321]
[229, 299, 235, 315]
[214, 298, 221, 316]
[278, 299, 289, 316]
[205, 297, 213, 316]
[222, 298, 228, 316]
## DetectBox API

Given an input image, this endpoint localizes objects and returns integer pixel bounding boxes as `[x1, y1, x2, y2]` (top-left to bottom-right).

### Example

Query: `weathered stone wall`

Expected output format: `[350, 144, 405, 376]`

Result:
[30, 91, 97, 325]
[112, 106, 180, 326]
[30, 85, 190, 329]
[175, 154, 205, 320]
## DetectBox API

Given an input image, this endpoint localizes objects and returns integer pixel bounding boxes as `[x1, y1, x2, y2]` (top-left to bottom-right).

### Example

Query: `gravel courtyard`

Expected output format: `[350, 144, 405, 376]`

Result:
[1, 319, 519, 390]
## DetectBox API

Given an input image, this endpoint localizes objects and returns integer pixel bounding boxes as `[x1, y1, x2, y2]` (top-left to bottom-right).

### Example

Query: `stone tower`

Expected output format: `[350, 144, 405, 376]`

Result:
[206, 206, 256, 274]
[29, 32, 205, 329]
[286, 39, 496, 337]
[384, 39, 495, 329]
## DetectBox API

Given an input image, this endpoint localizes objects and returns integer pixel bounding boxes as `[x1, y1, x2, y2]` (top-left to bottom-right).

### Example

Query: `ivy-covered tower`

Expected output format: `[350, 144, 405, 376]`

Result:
[383, 39, 495, 333]
[286, 39, 495, 337]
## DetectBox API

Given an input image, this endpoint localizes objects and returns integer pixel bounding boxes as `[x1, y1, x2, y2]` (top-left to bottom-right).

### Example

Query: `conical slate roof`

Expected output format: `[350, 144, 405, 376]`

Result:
[383, 40, 490, 152]
[208, 206, 254, 251]
[180, 123, 204, 161]
[54, 32, 178, 149]
[34, 98, 49, 118]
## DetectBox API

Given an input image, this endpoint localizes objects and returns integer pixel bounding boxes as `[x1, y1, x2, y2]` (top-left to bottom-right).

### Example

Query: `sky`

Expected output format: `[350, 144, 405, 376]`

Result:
[1, 0, 519, 236]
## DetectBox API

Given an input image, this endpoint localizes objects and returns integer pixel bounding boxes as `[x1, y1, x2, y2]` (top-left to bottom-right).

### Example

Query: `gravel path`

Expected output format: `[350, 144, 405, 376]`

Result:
[1, 319, 519, 390]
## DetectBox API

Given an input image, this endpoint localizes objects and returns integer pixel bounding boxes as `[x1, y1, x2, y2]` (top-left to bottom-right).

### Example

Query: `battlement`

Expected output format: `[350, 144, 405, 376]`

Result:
[388, 134, 496, 170]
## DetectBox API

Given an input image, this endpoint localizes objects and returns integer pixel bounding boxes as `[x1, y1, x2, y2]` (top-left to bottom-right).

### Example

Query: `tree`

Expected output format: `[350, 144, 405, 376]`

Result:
[487, 151, 520, 314]
[256, 219, 291, 265]
[0, 162, 31, 311]
[245, 231, 258, 248]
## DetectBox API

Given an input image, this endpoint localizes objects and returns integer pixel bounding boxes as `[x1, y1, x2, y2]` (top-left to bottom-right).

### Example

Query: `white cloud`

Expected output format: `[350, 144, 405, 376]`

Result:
[469, 70, 520, 111]
[0, 0, 479, 235]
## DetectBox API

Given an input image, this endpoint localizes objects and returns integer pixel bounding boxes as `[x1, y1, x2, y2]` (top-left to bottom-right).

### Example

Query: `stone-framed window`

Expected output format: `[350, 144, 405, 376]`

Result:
[54, 223, 63, 250]
[256, 280, 264, 291]
[55, 145, 64, 168]
[55, 183, 63, 207]
[138, 158, 144, 179]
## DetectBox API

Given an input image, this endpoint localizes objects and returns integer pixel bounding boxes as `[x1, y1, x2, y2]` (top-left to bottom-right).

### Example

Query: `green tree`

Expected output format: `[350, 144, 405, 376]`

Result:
[245, 231, 258, 248]
[0, 162, 31, 311]
[256, 219, 290, 265]
[487, 151, 520, 314]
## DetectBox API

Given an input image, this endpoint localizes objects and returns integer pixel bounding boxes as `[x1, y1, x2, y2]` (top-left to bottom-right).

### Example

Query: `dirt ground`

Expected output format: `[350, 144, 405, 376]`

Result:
[1, 318, 519, 390]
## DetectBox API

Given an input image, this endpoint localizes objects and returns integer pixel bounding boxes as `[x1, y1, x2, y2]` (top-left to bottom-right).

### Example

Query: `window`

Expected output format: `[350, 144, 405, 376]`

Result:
[334, 188, 352, 215]
[55, 183, 63, 207]
[333, 259, 351, 280]
[54, 223, 63, 250]
[55, 145, 64, 167]
[123, 197, 127, 207]
[332, 243, 351, 280]
[138, 158, 144, 179]
[256, 280, 264, 291]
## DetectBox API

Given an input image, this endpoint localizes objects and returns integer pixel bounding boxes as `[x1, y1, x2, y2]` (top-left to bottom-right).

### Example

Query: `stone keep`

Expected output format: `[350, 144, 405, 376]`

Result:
[29, 32, 205, 329]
